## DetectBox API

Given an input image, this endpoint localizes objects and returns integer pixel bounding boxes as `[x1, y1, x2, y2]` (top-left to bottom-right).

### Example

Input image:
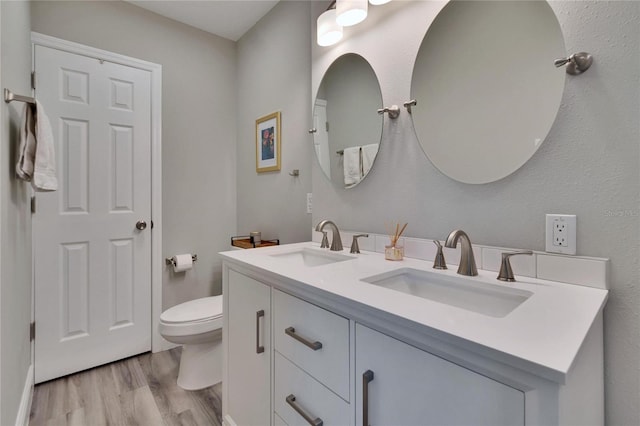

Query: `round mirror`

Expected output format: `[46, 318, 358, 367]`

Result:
[411, 0, 565, 184]
[313, 54, 383, 188]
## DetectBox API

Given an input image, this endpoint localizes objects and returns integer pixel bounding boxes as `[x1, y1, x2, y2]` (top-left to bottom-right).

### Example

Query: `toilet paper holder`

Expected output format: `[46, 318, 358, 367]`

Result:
[165, 254, 198, 267]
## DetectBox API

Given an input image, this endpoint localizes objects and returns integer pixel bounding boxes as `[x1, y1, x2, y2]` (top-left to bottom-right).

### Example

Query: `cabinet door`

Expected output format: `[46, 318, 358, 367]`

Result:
[226, 270, 271, 426]
[355, 324, 524, 426]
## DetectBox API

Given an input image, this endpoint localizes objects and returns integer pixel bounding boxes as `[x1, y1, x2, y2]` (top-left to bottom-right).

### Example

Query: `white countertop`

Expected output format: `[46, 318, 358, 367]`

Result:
[220, 242, 608, 384]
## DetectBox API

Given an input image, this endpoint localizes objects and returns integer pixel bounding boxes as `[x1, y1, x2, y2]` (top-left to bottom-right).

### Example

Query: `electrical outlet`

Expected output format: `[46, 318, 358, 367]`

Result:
[306, 193, 313, 214]
[553, 221, 568, 247]
[545, 214, 576, 255]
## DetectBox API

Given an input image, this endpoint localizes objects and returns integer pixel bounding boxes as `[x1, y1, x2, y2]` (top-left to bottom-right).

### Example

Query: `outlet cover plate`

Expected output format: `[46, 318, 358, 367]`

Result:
[546, 214, 576, 255]
[306, 193, 313, 214]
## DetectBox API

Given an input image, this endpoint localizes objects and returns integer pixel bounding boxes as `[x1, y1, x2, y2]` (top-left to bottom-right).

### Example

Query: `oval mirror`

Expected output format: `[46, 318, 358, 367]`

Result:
[313, 54, 383, 188]
[411, 0, 565, 184]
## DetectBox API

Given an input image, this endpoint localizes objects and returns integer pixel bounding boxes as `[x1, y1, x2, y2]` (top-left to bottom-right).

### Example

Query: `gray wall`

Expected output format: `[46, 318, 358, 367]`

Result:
[311, 1, 639, 424]
[0, 2, 33, 424]
[236, 1, 312, 244]
[31, 0, 238, 309]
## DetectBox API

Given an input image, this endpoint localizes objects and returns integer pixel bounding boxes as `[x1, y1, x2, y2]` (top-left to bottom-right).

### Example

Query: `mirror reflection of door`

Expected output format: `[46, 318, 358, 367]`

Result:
[313, 99, 331, 178]
[313, 54, 383, 189]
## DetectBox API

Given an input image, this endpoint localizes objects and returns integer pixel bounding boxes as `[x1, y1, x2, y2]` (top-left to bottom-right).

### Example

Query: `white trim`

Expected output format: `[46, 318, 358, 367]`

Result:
[14, 365, 33, 426]
[0, 2, 3, 417]
[30, 33, 164, 353]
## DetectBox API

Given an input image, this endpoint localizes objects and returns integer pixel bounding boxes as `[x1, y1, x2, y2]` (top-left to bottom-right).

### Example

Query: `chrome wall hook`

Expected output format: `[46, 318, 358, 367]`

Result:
[554, 52, 593, 75]
[403, 99, 417, 114]
[377, 105, 400, 119]
[289, 169, 300, 177]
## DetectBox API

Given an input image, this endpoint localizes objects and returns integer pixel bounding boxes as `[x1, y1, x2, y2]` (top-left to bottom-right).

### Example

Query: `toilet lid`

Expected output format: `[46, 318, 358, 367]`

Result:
[160, 296, 223, 324]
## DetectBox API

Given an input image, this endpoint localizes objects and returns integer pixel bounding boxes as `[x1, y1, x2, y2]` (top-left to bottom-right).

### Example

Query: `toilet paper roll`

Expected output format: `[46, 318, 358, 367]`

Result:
[172, 254, 193, 272]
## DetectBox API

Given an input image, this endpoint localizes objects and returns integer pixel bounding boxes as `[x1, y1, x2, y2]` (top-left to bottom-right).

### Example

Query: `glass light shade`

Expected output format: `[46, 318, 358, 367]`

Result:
[336, 0, 368, 27]
[369, 0, 391, 4]
[317, 9, 343, 46]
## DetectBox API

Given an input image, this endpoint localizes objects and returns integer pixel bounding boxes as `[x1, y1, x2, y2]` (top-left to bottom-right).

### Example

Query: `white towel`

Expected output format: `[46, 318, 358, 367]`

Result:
[16, 101, 57, 191]
[16, 104, 36, 182]
[343, 146, 361, 187]
[361, 143, 379, 177]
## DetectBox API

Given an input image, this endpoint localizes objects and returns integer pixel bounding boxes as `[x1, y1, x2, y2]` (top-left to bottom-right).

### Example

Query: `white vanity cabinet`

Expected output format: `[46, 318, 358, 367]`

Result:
[221, 249, 606, 426]
[355, 324, 524, 426]
[224, 269, 271, 426]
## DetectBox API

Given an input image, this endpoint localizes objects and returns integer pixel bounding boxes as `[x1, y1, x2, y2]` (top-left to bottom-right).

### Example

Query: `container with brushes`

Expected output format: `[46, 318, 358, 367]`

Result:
[385, 222, 407, 261]
[385, 239, 404, 261]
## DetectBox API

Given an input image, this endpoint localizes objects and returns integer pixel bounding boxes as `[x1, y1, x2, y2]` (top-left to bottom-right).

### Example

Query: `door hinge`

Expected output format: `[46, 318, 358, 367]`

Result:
[31, 71, 36, 90]
[325, 121, 329, 132]
[30, 322, 35, 341]
[31, 196, 36, 214]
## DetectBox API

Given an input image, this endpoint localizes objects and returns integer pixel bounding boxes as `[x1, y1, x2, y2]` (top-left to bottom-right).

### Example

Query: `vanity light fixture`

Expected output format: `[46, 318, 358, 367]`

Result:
[317, 6, 343, 47]
[336, 0, 368, 27]
[317, 0, 391, 47]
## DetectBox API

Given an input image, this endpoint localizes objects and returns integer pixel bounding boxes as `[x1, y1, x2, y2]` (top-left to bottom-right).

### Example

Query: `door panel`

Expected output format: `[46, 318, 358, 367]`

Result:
[33, 45, 152, 383]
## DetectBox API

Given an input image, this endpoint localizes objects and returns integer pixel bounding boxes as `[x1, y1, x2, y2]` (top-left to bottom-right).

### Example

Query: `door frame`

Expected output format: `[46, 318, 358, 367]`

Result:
[30, 32, 166, 353]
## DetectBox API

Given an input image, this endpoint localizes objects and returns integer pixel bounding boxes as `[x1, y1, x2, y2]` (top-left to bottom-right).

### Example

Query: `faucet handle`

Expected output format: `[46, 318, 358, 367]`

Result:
[497, 251, 533, 282]
[432, 240, 447, 270]
[320, 231, 329, 249]
[350, 234, 369, 254]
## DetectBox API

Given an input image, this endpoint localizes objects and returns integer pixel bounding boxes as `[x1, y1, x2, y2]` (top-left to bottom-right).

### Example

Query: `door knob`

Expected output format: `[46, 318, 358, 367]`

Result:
[136, 220, 147, 230]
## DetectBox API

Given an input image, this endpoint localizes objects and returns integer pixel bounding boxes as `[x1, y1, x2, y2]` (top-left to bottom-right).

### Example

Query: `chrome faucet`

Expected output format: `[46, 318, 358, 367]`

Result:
[444, 229, 478, 276]
[350, 234, 369, 254]
[497, 251, 533, 282]
[315, 220, 343, 251]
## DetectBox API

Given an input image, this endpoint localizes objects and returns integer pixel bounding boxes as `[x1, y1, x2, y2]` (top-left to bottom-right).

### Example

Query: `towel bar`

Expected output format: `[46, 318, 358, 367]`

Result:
[4, 88, 35, 105]
[165, 254, 198, 266]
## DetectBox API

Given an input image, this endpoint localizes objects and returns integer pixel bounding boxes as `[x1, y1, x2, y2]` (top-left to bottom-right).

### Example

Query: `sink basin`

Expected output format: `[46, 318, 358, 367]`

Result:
[362, 268, 532, 317]
[270, 248, 354, 267]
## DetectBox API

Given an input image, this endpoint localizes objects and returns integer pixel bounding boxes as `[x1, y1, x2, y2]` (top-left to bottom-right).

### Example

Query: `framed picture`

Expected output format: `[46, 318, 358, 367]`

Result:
[256, 111, 281, 173]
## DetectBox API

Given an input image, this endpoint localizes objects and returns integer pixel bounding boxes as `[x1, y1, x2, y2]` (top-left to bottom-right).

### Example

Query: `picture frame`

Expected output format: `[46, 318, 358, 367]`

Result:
[256, 111, 281, 173]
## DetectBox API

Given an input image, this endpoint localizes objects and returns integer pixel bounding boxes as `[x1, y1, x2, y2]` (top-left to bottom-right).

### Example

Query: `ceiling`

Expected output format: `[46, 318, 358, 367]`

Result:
[126, 0, 280, 41]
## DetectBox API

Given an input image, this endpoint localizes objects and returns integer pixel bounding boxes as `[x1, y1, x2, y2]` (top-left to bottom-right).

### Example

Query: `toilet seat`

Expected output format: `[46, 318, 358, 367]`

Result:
[160, 296, 223, 338]
[161, 296, 222, 324]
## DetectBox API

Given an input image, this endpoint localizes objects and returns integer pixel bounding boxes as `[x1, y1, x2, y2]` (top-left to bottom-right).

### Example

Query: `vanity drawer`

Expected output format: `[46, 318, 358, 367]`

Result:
[273, 289, 350, 400]
[274, 352, 350, 426]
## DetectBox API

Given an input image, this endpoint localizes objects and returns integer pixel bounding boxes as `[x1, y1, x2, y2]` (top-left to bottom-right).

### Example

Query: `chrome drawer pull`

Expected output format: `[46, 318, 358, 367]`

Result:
[285, 327, 323, 351]
[363, 370, 374, 426]
[256, 310, 265, 354]
[286, 394, 323, 426]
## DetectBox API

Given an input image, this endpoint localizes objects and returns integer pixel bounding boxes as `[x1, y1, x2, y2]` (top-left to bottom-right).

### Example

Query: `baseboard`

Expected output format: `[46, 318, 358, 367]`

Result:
[15, 364, 33, 426]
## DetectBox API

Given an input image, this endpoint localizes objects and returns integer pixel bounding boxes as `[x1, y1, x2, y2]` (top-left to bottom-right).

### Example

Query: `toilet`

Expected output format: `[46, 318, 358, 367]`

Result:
[159, 295, 223, 390]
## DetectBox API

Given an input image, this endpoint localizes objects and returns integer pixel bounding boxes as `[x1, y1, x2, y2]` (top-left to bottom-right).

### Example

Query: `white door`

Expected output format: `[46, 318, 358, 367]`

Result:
[33, 45, 152, 383]
[313, 99, 331, 178]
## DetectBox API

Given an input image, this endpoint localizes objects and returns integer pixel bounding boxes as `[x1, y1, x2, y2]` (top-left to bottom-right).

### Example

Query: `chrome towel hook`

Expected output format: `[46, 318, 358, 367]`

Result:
[377, 105, 400, 119]
[403, 99, 417, 114]
[554, 52, 593, 75]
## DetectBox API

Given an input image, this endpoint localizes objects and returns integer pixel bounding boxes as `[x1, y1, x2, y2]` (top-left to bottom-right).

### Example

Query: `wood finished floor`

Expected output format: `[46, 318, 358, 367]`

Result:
[29, 348, 222, 426]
